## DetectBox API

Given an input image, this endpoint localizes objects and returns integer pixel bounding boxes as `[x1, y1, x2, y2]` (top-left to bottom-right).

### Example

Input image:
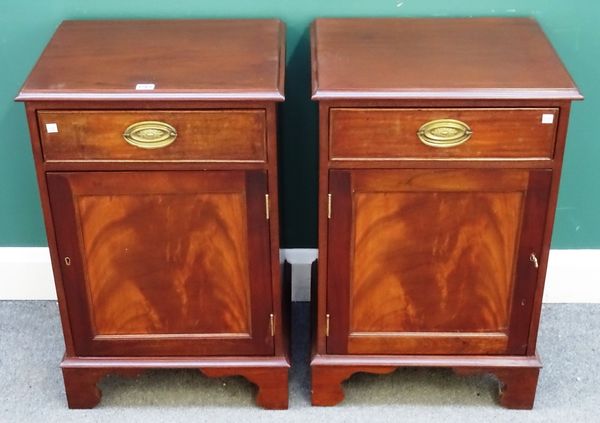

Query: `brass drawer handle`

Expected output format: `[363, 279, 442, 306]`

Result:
[417, 119, 472, 148]
[123, 121, 177, 149]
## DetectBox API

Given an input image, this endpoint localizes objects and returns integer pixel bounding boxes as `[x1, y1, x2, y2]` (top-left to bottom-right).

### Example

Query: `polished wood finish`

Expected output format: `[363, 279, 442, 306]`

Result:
[311, 364, 395, 406]
[328, 169, 547, 355]
[17, 20, 285, 101]
[311, 18, 581, 409]
[18, 20, 288, 409]
[201, 366, 289, 409]
[62, 367, 143, 408]
[61, 355, 290, 409]
[330, 108, 559, 160]
[327, 169, 552, 356]
[454, 366, 540, 409]
[311, 354, 541, 409]
[311, 18, 581, 100]
[39, 110, 266, 162]
[47, 170, 273, 356]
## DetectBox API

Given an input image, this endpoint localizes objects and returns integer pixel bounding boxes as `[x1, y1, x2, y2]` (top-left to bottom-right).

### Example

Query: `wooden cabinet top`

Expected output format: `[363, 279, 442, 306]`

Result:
[311, 18, 581, 101]
[17, 20, 285, 102]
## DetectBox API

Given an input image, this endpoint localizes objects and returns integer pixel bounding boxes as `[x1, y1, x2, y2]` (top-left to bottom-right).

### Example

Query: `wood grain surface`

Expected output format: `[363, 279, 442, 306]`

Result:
[38, 110, 266, 162]
[20, 18, 288, 409]
[311, 16, 578, 410]
[79, 192, 250, 336]
[328, 169, 537, 355]
[311, 18, 581, 100]
[47, 170, 274, 356]
[330, 108, 558, 160]
[311, 353, 541, 408]
[61, 355, 290, 409]
[17, 20, 285, 101]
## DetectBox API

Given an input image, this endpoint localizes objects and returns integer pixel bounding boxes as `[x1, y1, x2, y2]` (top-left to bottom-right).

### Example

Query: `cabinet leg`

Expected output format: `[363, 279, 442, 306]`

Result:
[311, 365, 396, 406]
[201, 366, 289, 410]
[311, 366, 347, 406]
[62, 368, 143, 408]
[62, 368, 105, 409]
[454, 366, 540, 409]
[495, 367, 540, 409]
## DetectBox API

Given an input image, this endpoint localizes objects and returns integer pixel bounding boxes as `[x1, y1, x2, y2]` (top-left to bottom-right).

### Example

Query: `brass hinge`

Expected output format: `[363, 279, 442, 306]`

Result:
[265, 194, 270, 220]
[269, 313, 275, 337]
[327, 194, 332, 219]
[325, 313, 330, 337]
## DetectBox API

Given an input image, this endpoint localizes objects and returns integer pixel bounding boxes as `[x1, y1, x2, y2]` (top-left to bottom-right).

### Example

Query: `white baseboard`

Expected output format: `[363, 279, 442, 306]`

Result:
[541, 250, 600, 303]
[0, 247, 598, 303]
[0, 248, 56, 300]
[284, 249, 318, 302]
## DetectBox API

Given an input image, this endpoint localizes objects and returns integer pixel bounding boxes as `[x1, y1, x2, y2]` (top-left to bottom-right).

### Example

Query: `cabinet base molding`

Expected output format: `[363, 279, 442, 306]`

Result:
[311, 354, 541, 409]
[61, 355, 290, 410]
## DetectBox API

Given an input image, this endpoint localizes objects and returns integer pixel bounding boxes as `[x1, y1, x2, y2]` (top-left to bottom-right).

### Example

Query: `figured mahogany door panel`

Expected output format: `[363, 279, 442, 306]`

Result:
[38, 110, 266, 162]
[47, 170, 273, 356]
[327, 169, 551, 355]
[329, 108, 558, 160]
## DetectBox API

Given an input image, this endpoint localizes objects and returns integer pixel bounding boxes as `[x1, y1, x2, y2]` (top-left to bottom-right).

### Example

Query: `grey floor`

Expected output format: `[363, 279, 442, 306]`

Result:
[0, 302, 598, 422]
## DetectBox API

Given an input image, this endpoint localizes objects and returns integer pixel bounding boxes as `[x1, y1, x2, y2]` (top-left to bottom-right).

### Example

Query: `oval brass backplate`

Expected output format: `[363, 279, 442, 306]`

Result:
[417, 119, 472, 148]
[123, 121, 177, 149]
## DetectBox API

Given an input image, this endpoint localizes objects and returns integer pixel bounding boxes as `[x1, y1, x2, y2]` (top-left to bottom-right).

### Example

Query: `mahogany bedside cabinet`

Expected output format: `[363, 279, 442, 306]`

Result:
[16, 19, 289, 409]
[310, 18, 581, 409]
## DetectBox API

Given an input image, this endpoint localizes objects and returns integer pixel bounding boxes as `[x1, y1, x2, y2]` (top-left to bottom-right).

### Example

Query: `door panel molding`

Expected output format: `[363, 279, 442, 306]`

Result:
[327, 168, 551, 355]
[47, 170, 273, 357]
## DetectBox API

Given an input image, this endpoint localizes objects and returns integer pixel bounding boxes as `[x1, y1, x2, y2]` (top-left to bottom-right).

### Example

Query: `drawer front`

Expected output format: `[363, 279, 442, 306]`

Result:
[38, 110, 266, 162]
[329, 108, 558, 160]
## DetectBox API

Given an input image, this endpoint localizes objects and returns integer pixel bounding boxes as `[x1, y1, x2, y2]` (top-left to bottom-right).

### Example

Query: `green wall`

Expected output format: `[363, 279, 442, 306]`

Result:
[0, 1, 597, 248]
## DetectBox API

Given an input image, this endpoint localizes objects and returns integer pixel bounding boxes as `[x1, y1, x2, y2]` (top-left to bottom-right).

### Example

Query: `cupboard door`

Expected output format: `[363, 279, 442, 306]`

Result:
[47, 170, 273, 356]
[327, 169, 551, 355]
